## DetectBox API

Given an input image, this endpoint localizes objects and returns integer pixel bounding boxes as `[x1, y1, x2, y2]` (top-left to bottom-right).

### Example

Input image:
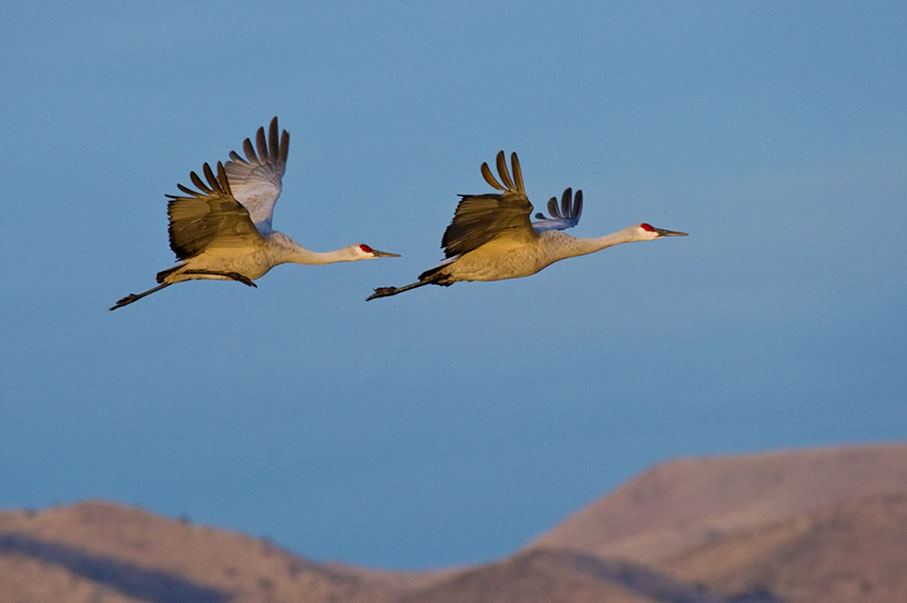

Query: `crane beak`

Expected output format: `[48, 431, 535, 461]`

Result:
[371, 249, 401, 258]
[655, 228, 688, 237]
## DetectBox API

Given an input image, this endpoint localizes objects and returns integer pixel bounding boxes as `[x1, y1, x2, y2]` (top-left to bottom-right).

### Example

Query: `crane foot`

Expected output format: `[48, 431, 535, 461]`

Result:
[366, 286, 397, 301]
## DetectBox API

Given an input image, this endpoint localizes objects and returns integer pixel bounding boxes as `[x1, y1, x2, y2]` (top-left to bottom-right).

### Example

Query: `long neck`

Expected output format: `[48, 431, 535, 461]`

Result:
[268, 233, 359, 265]
[564, 226, 643, 258]
[289, 247, 359, 265]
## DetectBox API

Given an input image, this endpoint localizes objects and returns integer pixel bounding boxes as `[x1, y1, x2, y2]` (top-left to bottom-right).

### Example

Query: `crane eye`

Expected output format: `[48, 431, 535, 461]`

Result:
[640, 223, 655, 232]
[359, 244, 374, 253]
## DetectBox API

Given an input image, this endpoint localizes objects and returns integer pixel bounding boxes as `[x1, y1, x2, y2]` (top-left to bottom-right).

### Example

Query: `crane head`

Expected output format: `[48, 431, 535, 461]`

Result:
[352, 243, 401, 260]
[637, 222, 688, 240]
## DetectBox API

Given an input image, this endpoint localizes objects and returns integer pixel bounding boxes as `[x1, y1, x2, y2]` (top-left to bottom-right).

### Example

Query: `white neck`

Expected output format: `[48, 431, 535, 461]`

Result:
[268, 233, 362, 265]
[565, 225, 646, 258]
[288, 247, 361, 265]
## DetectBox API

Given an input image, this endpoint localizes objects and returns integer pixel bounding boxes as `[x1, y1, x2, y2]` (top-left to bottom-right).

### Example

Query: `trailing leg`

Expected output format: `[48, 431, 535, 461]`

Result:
[109, 282, 172, 311]
[366, 273, 446, 301]
[367, 280, 430, 300]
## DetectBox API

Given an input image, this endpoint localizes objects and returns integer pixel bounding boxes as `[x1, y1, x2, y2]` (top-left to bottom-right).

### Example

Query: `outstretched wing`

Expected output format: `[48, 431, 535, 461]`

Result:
[532, 187, 583, 234]
[165, 162, 264, 261]
[223, 116, 289, 232]
[440, 151, 537, 259]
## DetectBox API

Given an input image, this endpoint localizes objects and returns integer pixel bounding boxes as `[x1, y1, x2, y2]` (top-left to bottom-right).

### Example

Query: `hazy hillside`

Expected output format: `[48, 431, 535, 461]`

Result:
[399, 549, 734, 603]
[528, 443, 907, 563]
[2, 443, 904, 602]
[663, 492, 907, 603]
[0, 502, 398, 603]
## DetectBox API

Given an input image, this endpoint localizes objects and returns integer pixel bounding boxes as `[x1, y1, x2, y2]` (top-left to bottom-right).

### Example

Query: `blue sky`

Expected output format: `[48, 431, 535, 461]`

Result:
[1, 2, 905, 570]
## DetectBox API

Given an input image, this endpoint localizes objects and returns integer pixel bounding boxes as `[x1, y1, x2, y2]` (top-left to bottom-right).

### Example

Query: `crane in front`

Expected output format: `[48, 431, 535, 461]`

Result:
[367, 151, 686, 300]
[111, 118, 398, 310]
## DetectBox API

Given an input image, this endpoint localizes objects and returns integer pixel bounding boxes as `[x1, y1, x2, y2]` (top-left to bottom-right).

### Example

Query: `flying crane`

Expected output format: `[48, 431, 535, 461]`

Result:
[110, 118, 398, 310]
[367, 151, 686, 300]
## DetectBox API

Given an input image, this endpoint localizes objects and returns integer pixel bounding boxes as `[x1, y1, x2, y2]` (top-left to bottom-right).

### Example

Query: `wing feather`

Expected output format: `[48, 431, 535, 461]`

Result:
[268, 117, 279, 159]
[242, 138, 258, 162]
[224, 116, 288, 231]
[176, 183, 196, 196]
[165, 161, 262, 261]
[496, 151, 515, 190]
[511, 152, 524, 192]
[255, 122, 268, 161]
[481, 162, 506, 190]
[532, 187, 584, 234]
[190, 170, 210, 193]
[440, 151, 536, 258]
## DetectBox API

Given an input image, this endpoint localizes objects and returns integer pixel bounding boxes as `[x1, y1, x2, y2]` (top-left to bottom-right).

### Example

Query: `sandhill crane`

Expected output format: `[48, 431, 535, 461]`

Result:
[367, 151, 686, 300]
[110, 118, 398, 310]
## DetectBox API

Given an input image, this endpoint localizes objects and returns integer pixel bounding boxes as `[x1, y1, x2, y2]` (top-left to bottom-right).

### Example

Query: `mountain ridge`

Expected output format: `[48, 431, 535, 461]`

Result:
[2, 442, 904, 602]
[527, 442, 907, 563]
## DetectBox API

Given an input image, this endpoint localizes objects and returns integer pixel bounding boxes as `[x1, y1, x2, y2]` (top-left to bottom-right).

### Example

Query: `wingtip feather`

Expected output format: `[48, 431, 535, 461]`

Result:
[279, 130, 289, 164]
[267, 117, 279, 159]
[190, 170, 210, 193]
[215, 161, 233, 196]
[255, 126, 268, 162]
[243, 138, 258, 163]
[202, 162, 218, 191]
[481, 162, 505, 190]
[511, 152, 524, 192]
[561, 188, 572, 217]
[496, 151, 515, 190]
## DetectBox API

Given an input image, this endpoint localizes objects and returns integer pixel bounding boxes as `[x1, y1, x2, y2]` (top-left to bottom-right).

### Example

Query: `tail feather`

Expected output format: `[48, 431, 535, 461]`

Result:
[156, 265, 181, 283]
[418, 264, 445, 283]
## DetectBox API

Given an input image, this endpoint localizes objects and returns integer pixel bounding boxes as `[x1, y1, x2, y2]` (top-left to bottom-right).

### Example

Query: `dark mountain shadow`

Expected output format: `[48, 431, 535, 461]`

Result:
[401, 548, 787, 603]
[0, 531, 231, 603]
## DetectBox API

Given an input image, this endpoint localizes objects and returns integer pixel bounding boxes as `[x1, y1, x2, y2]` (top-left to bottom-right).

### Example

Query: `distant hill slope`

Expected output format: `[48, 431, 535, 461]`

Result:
[663, 492, 907, 603]
[399, 549, 735, 603]
[1, 443, 904, 602]
[0, 501, 398, 603]
[527, 443, 907, 564]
